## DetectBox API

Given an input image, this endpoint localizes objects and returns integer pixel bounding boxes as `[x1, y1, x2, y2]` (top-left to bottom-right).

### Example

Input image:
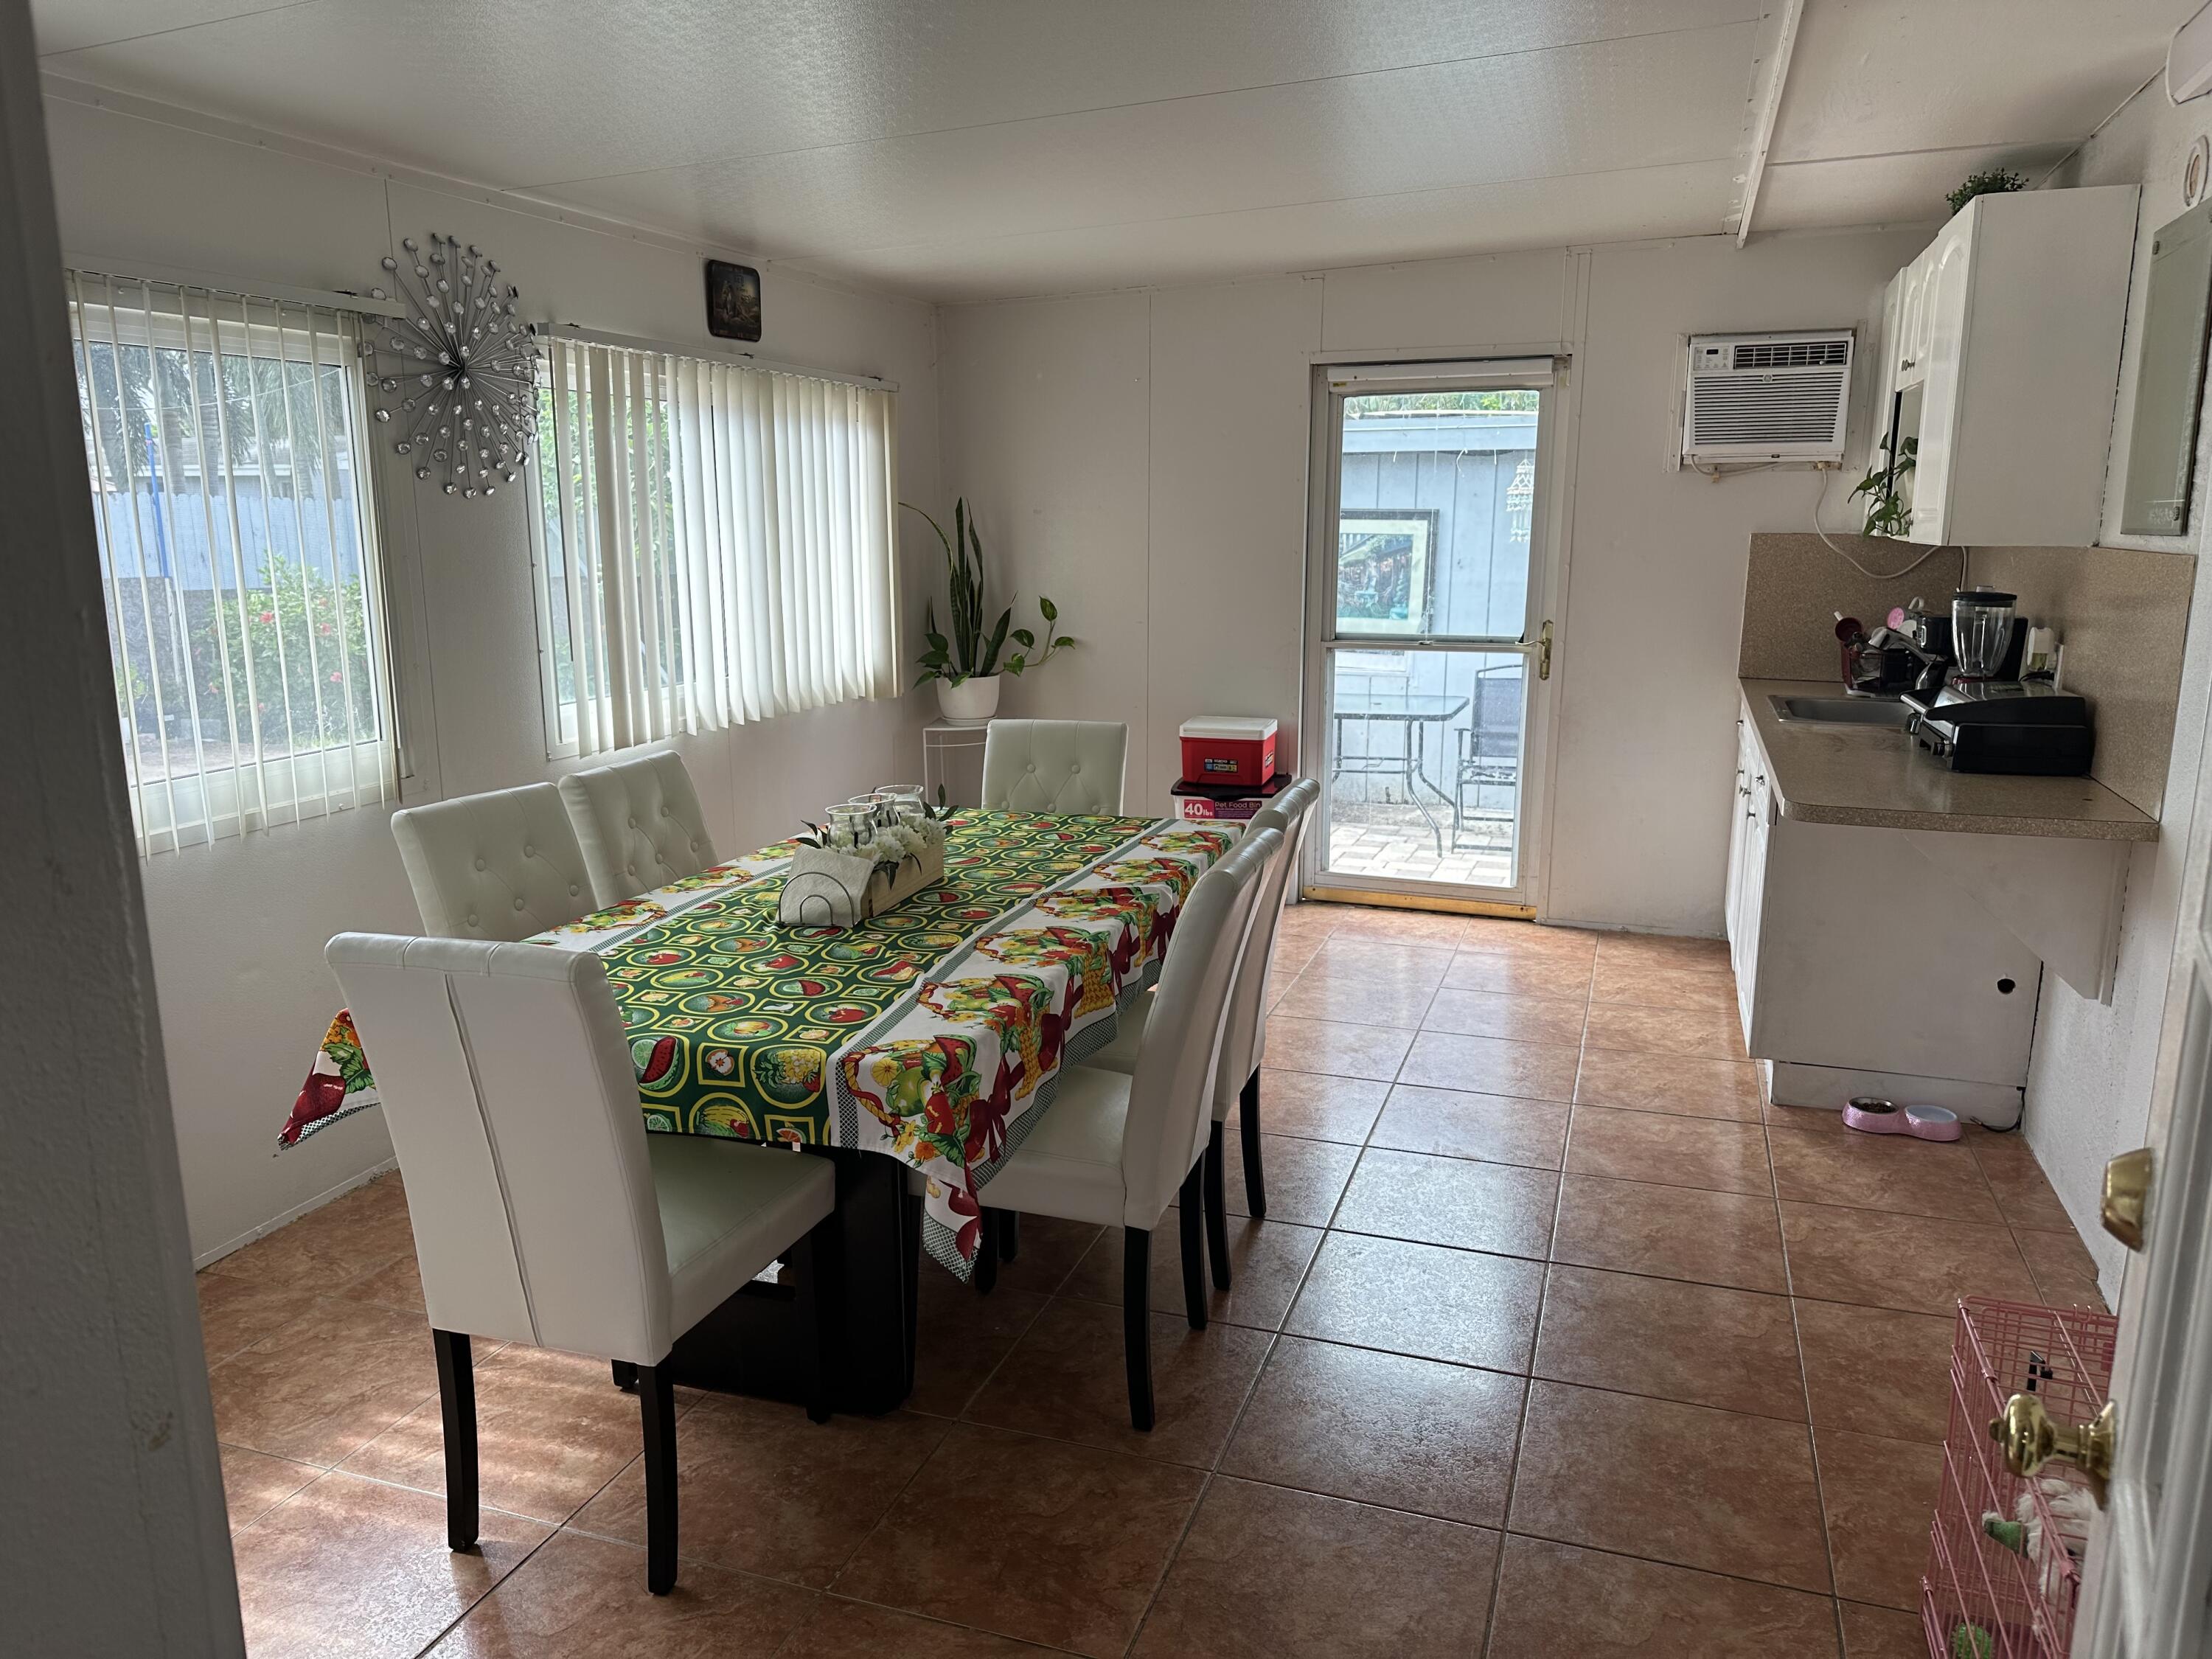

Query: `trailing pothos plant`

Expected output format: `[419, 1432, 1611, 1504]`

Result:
[1849, 433, 1918, 538]
[902, 498, 1074, 686]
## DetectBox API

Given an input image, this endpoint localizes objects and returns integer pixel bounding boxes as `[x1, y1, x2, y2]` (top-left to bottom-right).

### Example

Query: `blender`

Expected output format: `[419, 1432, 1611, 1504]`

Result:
[1949, 588, 2018, 681]
[1900, 588, 2095, 775]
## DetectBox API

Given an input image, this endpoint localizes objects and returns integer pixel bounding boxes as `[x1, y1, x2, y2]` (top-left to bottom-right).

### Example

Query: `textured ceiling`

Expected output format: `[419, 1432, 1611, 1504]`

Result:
[32, 0, 2192, 301]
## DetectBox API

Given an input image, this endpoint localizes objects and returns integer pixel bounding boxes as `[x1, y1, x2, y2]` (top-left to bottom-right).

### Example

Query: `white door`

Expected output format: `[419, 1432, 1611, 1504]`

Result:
[1298, 358, 1565, 913]
[2076, 706, 2212, 1653]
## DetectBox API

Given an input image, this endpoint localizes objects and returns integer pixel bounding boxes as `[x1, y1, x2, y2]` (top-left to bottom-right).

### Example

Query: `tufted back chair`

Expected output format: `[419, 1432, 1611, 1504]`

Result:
[325, 933, 674, 1360]
[979, 720, 1128, 815]
[1119, 827, 1276, 1227]
[1220, 777, 1320, 1104]
[560, 751, 720, 907]
[391, 783, 597, 942]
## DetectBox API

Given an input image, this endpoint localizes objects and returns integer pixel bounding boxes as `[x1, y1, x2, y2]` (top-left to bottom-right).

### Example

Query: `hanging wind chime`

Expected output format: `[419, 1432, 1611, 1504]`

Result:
[364, 233, 539, 498]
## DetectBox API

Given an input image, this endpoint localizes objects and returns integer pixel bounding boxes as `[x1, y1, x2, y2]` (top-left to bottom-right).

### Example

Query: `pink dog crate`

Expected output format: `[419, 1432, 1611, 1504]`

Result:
[1921, 1297, 2118, 1659]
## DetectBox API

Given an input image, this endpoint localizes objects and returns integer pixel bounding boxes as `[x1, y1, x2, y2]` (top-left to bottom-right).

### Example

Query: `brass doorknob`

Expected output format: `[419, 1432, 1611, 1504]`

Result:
[2102, 1147, 2152, 1251]
[1989, 1393, 2115, 1507]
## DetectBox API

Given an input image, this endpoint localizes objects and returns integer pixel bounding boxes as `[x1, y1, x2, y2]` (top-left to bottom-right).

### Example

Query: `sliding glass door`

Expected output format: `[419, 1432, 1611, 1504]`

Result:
[1301, 360, 1563, 912]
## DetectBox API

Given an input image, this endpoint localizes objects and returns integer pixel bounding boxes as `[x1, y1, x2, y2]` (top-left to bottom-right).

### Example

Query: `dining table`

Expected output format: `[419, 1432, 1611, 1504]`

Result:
[282, 807, 1237, 1411]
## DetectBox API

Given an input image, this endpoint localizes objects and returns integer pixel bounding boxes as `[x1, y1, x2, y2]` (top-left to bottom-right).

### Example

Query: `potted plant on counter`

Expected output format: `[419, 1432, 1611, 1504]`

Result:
[903, 498, 1074, 724]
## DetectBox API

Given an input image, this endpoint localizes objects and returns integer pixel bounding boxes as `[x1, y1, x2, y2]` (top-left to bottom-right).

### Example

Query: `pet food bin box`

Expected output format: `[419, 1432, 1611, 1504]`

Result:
[1171, 771, 1290, 822]
[1179, 716, 1278, 789]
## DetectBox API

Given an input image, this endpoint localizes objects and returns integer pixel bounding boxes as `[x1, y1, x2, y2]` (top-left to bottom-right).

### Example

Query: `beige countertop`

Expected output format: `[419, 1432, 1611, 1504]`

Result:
[1739, 679, 2160, 843]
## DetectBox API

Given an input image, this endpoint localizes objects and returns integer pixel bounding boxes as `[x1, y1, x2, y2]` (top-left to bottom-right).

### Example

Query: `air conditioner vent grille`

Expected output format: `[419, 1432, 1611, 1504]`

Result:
[1683, 330, 1854, 463]
[1733, 338, 1850, 369]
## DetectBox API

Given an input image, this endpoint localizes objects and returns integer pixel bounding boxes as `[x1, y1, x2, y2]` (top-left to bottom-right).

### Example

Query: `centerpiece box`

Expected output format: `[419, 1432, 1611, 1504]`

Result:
[779, 791, 948, 928]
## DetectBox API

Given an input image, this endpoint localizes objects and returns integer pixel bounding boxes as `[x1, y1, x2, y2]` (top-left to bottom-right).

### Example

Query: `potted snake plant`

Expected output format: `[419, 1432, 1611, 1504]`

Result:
[903, 498, 1074, 723]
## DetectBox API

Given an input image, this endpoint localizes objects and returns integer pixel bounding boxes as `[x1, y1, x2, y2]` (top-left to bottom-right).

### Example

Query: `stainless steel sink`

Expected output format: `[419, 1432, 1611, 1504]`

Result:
[1767, 694, 1908, 727]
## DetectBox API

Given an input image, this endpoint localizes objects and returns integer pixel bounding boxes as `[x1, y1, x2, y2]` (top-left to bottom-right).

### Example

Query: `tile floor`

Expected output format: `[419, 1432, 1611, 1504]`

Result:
[198, 904, 2110, 1658]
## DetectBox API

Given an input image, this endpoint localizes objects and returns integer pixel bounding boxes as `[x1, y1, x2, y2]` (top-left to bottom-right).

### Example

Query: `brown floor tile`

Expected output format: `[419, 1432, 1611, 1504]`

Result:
[1779, 1203, 2037, 1316]
[1442, 950, 1594, 998]
[1487, 1535, 1841, 1658]
[230, 1471, 548, 1659]
[572, 1397, 947, 1589]
[1130, 1478, 1497, 1658]
[1334, 1147, 1559, 1259]
[1461, 919, 1600, 960]
[1533, 1265, 1803, 1420]
[1816, 1427, 1944, 1611]
[1328, 906, 1479, 948]
[1060, 1215, 1324, 1332]
[1969, 1134, 2076, 1232]
[1271, 973, 1438, 1029]
[220, 1443, 320, 1534]
[1398, 1031, 1580, 1102]
[426, 1527, 815, 1655]
[1253, 1069, 1391, 1144]
[1259, 1015, 1414, 1082]
[337, 1253, 429, 1317]
[197, 1270, 321, 1365]
[906, 1273, 1050, 1419]
[2017, 1225, 2108, 1310]
[837, 1422, 1202, 1659]
[1589, 961, 1740, 1015]
[1582, 1002, 1747, 1061]
[1369, 1085, 1570, 1169]
[1511, 1381, 1830, 1593]
[1767, 1128, 2000, 1225]
[1421, 988, 1587, 1047]
[1767, 1101, 1849, 1135]
[1795, 1299, 1955, 1444]
[1302, 936, 1458, 984]
[1592, 933, 1732, 971]
[341, 1343, 681, 1525]
[962, 1296, 1270, 1467]
[1566, 1105, 1771, 1195]
[209, 1296, 442, 1467]
[1286, 1232, 1543, 1372]
[1213, 1130, 1360, 1225]
[1220, 1336, 1523, 1526]
[778, 1599, 1049, 1656]
[986, 1214, 1102, 1297]
[1553, 1175, 1787, 1293]
[1575, 1048, 1763, 1121]
[1840, 1599, 1927, 1659]
[205, 1172, 417, 1297]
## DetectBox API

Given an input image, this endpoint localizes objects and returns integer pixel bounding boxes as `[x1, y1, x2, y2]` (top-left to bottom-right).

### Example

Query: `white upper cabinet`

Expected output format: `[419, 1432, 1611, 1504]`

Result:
[1861, 186, 2139, 547]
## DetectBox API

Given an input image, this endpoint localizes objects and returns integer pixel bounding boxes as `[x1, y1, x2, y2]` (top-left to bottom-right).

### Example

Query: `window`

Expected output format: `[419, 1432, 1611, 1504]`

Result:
[533, 336, 900, 757]
[66, 271, 394, 854]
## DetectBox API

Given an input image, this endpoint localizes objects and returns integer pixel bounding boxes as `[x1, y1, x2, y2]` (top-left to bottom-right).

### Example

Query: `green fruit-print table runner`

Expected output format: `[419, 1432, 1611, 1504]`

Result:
[282, 810, 1236, 1277]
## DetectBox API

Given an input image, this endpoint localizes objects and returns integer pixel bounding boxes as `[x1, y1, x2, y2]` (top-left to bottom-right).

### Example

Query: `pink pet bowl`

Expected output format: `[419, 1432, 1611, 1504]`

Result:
[1843, 1096, 1963, 1142]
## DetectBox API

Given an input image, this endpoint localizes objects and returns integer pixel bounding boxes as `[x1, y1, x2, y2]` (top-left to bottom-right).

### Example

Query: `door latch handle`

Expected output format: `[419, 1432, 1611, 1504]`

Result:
[1536, 619, 1554, 681]
[1990, 1394, 2115, 1509]
[2101, 1147, 2152, 1251]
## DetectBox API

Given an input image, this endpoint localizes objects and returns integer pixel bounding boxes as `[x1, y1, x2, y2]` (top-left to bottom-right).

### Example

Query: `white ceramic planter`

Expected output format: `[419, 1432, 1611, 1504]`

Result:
[936, 674, 1001, 725]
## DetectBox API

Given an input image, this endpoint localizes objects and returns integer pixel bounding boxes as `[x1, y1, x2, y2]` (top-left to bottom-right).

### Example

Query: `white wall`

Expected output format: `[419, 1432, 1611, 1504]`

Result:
[2021, 94, 2212, 1298]
[44, 89, 942, 1262]
[939, 229, 1924, 931]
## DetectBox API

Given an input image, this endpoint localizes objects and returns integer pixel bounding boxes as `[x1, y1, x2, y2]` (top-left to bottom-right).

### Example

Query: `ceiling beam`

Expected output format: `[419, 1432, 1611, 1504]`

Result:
[1733, 0, 1805, 246]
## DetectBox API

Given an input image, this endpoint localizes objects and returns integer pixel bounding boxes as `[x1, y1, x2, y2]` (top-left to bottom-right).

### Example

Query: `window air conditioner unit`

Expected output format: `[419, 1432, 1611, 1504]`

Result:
[1680, 330, 1853, 465]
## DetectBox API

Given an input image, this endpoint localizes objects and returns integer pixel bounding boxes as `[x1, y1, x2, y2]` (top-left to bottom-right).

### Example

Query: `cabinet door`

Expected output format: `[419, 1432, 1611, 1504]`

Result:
[1863, 272, 1906, 477]
[1907, 215, 1977, 544]
[1725, 721, 1751, 947]
[1733, 748, 1773, 1043]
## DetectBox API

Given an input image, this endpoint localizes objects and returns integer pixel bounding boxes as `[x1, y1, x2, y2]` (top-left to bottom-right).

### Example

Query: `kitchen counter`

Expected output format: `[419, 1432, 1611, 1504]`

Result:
[1740, 679, 2159, 843]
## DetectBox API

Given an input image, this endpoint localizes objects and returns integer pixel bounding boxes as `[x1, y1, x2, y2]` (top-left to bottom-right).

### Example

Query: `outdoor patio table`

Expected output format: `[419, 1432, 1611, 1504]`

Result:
[1329, 691, 1470, 855]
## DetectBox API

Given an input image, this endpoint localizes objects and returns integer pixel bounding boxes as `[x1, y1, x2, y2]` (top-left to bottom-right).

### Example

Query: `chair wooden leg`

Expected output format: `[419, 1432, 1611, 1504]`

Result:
[798, 1220, 842, 1425]
[996, 1208, 1021, 1262]
[1178, 1164, 1208, 1331]
[1203, 1121, 1233, 1292]
[1239, 1070, 1267, 1217]
[431, 1329, 477, 1553]
[1123, 1228, 1155, 1431]
[611, 1360, 637, 1392]
[637, 1362, 678, 1596]
[973, 1208, 999, 1296]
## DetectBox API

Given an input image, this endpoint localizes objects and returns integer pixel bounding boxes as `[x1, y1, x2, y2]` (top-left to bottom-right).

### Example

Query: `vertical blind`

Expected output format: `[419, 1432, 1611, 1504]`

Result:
[65, 269, 395, 854]
[535, 337, 900, 757]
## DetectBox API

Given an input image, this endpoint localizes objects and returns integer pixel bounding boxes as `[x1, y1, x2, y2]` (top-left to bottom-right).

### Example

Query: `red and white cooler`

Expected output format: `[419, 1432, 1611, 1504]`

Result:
[1178, 716, 1277, 790]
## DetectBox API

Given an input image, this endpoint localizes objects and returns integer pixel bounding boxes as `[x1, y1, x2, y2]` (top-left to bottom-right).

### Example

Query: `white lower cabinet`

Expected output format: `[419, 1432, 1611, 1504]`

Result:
[1723, 732, 2040, 1121]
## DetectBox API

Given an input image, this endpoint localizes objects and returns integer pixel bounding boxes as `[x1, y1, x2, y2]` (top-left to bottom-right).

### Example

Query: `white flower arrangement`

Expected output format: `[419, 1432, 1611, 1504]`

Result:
[779, 793, 948, 928]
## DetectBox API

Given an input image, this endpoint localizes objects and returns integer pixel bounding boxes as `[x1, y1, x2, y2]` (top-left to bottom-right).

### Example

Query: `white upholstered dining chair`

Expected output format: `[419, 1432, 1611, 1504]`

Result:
[559, 749, 720, 907]
[1085, 778, 1320, 1288]
[979, 719, 1128, 814]
[390, 782, 598, 941]
[972, 825, 1277, 1429]
[327, 933, 841, 1596]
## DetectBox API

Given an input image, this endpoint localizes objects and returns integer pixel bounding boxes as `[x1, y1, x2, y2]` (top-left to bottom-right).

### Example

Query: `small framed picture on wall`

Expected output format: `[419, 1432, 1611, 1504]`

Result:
[705, 259, 762, 341]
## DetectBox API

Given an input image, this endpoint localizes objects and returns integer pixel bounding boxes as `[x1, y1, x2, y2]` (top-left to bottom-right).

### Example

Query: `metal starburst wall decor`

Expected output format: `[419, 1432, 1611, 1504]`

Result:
[364, 233, 539, 498]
